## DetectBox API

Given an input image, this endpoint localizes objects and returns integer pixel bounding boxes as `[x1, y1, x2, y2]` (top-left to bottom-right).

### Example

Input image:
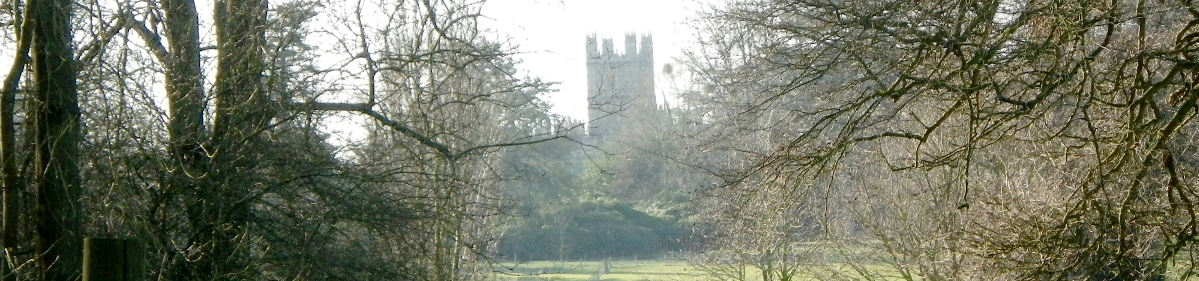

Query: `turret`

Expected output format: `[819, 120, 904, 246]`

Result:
[586, 35, 599, 58]
[625, 33, 638, 55]
[602, 38, 614, 56]
[639, 34, 653, 58]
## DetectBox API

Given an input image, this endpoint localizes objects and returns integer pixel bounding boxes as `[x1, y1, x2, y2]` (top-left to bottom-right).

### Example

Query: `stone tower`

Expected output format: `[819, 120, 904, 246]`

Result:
[586, 33, 655, 138]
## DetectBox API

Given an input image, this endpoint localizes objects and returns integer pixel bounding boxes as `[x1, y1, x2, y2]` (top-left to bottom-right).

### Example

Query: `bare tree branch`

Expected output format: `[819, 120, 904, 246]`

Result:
[126, 12, 170, 64]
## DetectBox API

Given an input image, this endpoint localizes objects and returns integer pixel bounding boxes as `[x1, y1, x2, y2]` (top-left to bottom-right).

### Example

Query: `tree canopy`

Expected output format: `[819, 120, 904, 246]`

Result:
[684, 0, 1199, 279]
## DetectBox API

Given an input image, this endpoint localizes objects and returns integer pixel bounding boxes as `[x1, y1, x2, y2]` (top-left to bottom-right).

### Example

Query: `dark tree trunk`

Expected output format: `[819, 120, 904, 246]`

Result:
[29, 0, 81, 280]
[163, 0, 207, 165]
[158, 1, 208, 279]
[176, 0, 269, 279]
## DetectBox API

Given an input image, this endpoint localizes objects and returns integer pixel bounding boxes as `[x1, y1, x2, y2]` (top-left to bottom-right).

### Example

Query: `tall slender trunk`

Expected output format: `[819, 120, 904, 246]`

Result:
[0, 3, 32, 281]
[163, 0, 206, 165]
[179, 0, 269, 279]
[158, 0, 208, 279]
[29, 0, 81, 279]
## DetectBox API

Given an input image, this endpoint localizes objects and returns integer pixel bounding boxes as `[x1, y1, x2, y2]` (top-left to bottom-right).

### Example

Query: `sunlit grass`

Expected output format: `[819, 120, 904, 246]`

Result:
[486, 259, 907, 280]
[489, 259, 705, 280]
[487, 248, 1199, 280]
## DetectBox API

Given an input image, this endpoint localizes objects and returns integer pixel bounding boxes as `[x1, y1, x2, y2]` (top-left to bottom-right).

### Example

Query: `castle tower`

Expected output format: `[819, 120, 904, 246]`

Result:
[586, 33, 656, 138]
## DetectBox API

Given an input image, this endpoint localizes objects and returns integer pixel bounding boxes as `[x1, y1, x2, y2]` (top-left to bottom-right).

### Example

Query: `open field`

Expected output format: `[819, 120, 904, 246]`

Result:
[486, 259, 909, 281]
[487, 257, 1199, 280]
[489, 260, 708, 281]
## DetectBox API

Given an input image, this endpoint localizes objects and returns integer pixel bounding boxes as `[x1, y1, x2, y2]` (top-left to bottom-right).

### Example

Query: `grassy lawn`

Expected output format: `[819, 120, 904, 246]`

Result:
[488, 244, 911, 280]
[486, 259, 906, 281]
[487, 253, 1199, 280]
[489, 259, 708, 281]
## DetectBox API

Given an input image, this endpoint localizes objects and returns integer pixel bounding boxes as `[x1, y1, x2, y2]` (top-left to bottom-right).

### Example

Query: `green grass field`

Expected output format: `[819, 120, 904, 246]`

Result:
[488, 255, 1199, 280]
[486, 259, 908, 281]
[489, 260, 708, 281]
[487, 244, 912, 280]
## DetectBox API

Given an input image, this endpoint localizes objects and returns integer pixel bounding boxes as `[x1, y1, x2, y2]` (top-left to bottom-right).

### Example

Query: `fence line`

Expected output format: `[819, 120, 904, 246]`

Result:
[589, 258, 612, 281]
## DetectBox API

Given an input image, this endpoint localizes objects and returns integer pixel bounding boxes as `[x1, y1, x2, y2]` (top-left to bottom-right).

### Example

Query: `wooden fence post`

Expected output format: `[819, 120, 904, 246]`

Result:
[82, 238, 144, 281]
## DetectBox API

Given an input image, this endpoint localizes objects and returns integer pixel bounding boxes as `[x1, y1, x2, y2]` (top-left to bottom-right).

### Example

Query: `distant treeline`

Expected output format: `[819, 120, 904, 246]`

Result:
[498, 200, 685, 261]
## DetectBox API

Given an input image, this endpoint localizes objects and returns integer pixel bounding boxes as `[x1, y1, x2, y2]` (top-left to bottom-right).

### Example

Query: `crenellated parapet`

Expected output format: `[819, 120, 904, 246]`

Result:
[586, 33, 652, 59]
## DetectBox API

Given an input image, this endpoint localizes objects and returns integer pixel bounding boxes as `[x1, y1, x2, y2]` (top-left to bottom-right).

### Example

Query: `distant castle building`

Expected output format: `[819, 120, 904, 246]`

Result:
[586, 34, 658, 138]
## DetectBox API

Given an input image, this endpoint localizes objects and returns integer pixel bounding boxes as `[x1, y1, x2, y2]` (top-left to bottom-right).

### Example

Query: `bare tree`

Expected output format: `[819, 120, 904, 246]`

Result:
[60, 0, 568, 280]
[687, 0, 1199, 279]
[303, 1, 568, 279]
[8, 0, 86, 280]
[0, 0, 572, 279]
[0, 1, 31, 280]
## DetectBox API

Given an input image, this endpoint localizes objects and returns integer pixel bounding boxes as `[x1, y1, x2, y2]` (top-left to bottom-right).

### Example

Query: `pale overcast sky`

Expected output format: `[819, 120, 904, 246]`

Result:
[481, 0, 714, 120]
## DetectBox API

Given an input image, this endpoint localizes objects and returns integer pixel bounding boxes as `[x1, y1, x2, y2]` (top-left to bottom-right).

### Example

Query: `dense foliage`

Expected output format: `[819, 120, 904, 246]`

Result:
[499, 199, 685, 261]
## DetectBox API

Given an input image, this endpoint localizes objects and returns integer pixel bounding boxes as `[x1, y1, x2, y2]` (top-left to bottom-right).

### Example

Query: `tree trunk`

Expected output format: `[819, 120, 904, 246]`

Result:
[29, 0, 82, 279]
[178, 0, 269, 279]
[1, 3, 32, 281]
[162, 0, 207, 165]
[157, 0, 208, 279]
